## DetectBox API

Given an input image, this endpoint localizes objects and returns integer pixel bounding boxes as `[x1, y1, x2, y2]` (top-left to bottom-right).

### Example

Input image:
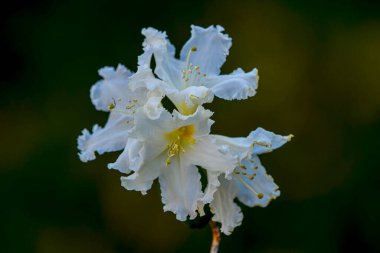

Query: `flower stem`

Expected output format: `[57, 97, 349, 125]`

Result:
[209, 220, 221, 253]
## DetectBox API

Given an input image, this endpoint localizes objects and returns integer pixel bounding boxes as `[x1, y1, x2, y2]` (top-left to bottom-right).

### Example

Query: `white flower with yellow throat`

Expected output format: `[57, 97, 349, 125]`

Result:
[139, 25, 259, 115]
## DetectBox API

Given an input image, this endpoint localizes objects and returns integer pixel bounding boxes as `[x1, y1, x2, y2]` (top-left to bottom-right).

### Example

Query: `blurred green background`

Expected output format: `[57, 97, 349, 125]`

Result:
[1, 0, 380, 252]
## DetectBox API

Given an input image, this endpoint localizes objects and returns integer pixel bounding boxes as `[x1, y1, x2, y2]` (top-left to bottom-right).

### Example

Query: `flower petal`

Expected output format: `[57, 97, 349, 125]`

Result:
[248, 127, 293, 155]
[107, 138, 143, 174]
[128, 66, 163, 93]
[185, 136, 236, 176]
[168, 86, 214, 115]
[236, 156, 280, 207]
[201, 171, 220, 204]
[121, 152, 166, 195]
[159, 157, 203, 221]
[77, 112, 132, 162]
[213, 134, 253, 161]
[172, 106, 214, 136]
[210, 177, 243, 235]
[140, 27, 184, 89]
[207, 68, 258, 100]
[90, 64, 133, 112]
[180, 25, 232, 76]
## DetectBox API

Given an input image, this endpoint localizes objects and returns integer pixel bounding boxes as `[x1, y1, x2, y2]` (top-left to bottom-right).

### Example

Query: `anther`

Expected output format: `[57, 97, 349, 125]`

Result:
[257, 193, 264, 199]
[108, 103, 115, 110]
[195, 66, 199, 70]
[126, 104, 135, 109]
[190, 47, 197, 51]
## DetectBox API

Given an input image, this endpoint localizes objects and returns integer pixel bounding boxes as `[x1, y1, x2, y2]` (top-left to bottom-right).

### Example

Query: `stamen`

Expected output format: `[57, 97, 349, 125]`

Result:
[185, 47, 197, 71]
[165, 157, 171, 166]
[252, 141, 271, 147]
[237, 175, 264, 199]
[108, 103, 115, 111]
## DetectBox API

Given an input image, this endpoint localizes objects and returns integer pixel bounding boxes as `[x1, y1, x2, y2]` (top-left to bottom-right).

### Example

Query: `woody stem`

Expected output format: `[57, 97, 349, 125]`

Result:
[209, 220, 221, 253]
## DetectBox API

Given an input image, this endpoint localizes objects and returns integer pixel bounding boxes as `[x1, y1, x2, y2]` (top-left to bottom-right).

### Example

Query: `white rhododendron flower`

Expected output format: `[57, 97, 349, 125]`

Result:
[118, 105, 235, 220]
[77, 64, 162, 163]
[209, 128, 293, 234]
[139, 25, 258, 115]
[77, 25, 292, 237]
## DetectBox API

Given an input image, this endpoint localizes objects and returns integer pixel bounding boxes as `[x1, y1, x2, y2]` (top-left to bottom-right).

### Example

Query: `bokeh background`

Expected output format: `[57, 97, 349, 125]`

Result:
[1, 0, 380, 252]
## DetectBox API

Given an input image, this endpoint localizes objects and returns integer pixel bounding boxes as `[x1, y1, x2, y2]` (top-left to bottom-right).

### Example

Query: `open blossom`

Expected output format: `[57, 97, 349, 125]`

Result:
[77, 24, 292, 236]
[77, 64, 162, 162]
[209, 128, 293, 234]
[139, 25, 259, 115]
[116, 104, 235, 220]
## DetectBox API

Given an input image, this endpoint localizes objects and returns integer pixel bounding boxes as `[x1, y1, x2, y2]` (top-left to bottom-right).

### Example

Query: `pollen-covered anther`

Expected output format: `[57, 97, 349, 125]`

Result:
[237, 174, 264, 199]
[108, 103, 115, 110]
[248, 174, 255, 180]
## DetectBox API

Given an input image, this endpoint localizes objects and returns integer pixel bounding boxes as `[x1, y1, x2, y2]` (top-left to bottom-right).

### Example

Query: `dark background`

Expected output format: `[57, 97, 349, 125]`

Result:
[1, 0, 380, 252]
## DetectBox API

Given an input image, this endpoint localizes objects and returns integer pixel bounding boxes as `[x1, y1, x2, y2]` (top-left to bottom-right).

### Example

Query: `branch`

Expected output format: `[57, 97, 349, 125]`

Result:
[209, 220, 221, 253]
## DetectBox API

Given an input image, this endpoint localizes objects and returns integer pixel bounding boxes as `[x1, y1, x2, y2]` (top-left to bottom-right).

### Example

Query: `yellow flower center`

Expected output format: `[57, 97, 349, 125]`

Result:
[177, 101, 197, 115]
[164, 125, 196, 166]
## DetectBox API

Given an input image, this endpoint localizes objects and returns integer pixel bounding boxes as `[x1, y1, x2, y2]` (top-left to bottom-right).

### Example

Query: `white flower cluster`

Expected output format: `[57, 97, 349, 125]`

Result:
[77, 25, 293, 235]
